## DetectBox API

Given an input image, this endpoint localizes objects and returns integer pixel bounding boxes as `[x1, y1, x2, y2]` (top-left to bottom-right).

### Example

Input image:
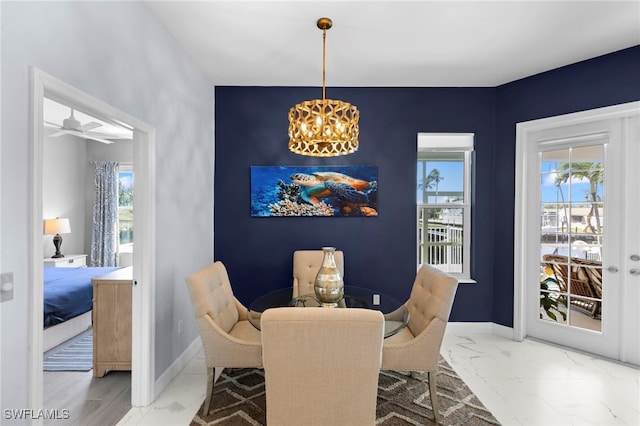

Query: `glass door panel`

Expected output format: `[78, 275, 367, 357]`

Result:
[539, 145, 604, 332]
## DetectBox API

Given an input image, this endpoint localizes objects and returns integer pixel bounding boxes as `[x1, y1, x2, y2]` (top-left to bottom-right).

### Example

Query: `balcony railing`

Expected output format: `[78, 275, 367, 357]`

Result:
[418, 223, 463, 273]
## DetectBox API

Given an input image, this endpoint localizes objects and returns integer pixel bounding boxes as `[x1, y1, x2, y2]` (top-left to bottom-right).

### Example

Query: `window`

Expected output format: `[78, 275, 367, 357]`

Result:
[417, 133, 473, 279]
[118, 165, 134, 252]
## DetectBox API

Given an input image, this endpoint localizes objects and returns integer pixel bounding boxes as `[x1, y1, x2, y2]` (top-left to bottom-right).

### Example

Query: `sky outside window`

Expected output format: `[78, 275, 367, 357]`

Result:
[417, 158, 464, 203]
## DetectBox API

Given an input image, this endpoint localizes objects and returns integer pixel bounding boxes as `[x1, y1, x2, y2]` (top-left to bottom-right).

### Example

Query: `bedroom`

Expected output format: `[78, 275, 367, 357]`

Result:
[42, 96, 134, 393]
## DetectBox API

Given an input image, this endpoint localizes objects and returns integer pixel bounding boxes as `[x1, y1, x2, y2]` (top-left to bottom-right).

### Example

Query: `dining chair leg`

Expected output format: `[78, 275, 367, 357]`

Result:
[202, 367, 214, 416]
[428, 371, 440, 425]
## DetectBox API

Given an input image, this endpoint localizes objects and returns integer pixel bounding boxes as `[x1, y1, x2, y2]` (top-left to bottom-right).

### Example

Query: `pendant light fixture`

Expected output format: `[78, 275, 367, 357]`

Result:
[288, 17, 360, 157]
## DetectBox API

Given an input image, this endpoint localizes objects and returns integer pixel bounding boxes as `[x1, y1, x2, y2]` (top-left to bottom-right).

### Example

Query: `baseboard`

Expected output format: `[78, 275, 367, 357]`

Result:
[154, 336, 203, 399]
[445, 322, 514, 340]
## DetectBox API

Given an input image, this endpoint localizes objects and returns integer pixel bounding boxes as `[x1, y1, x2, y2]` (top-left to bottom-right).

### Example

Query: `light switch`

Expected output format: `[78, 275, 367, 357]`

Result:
[1, 272, 14, 302]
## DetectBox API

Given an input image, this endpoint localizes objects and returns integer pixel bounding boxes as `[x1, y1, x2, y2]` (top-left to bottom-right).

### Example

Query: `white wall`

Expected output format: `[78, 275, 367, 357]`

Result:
[43, 131, 88, 258]
[1, 1, 214, 416]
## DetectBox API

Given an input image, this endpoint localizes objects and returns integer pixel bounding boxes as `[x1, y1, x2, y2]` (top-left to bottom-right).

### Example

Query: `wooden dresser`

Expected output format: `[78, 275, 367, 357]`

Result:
[92, 266, 133, 377]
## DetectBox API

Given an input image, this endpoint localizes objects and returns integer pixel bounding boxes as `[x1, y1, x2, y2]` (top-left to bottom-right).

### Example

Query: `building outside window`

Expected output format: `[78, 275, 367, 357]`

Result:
[417, 133, 473, 279]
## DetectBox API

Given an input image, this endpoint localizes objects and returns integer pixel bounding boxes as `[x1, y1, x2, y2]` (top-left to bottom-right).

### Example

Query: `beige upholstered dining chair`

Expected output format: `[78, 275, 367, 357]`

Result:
[185, 261, 262, 416]
[381, 264, 459, 425]
[261, 307, 384, 426]
[292, 249, 344, 297]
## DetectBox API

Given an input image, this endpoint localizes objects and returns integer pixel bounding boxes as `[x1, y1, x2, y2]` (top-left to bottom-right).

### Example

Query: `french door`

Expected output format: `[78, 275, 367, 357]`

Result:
[515, 102, 639, 365]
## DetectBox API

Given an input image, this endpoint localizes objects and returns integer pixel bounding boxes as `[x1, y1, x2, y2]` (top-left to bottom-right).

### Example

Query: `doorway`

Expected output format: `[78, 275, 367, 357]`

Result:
[514, 101, 640, 365]
[42, 95, 133, 413]
[30, 68, 157, 410]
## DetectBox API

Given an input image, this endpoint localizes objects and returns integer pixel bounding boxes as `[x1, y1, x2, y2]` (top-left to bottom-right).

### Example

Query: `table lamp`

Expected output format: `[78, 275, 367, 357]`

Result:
[44, 218, 71, 258]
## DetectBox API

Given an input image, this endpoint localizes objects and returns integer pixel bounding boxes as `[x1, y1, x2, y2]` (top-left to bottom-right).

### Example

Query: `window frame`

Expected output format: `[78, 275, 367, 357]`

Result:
[417, 133, 474, 281]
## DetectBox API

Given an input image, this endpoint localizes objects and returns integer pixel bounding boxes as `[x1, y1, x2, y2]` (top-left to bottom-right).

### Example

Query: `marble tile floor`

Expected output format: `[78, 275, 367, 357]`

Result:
[442, 335, 639, 425]
[117, 334, 639, 426]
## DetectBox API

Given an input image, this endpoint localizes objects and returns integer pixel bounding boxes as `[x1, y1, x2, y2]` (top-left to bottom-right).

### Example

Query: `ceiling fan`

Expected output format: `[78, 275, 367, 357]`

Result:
[45, 108, 118, 144]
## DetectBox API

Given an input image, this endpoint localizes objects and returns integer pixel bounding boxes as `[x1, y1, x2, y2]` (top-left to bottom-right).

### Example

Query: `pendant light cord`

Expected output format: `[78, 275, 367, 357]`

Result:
[322, 28, 327, 101]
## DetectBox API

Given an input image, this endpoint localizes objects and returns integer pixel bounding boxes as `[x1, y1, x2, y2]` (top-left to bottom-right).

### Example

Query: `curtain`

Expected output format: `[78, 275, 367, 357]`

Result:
[90, 161, 119, 267]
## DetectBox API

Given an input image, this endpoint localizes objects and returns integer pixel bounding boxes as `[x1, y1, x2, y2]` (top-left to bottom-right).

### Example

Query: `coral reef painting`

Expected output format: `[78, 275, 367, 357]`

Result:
[250, 165, 378, 217]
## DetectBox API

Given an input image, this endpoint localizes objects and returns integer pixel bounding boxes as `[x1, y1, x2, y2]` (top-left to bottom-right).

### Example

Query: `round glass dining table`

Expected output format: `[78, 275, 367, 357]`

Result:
[247, 286, 410, 338]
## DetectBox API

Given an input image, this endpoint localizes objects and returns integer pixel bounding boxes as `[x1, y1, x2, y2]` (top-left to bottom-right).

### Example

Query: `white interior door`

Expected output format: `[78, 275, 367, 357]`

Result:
[515, 102, 639, 365]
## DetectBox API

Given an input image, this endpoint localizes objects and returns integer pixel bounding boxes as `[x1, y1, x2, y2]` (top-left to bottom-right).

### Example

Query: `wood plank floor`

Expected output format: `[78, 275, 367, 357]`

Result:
[44, 370, 131, 425]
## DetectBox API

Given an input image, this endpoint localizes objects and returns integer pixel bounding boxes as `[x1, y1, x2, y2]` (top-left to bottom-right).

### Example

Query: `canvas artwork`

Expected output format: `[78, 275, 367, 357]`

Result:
[250, 165, 378, 217]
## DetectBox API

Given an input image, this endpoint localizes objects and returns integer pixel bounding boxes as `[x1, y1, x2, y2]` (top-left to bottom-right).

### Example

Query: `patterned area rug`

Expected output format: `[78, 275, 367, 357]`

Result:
[190, 357, 501, 426]
[43, 329, 93, 371]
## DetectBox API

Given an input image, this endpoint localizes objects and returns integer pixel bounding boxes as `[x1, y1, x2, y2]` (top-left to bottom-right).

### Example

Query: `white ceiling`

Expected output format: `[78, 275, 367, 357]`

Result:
[146, 1, 640, 87]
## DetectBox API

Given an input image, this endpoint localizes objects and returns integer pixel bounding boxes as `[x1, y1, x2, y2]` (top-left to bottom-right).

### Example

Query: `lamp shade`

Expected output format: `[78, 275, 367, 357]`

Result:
[288, 99, 360, 157]
[44, 218, 71, 235]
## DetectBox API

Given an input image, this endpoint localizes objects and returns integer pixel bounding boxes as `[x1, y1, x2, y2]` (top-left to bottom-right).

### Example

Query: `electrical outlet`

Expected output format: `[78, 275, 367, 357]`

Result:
[1, 272, 14, 302]
[177, 319, 184, 334]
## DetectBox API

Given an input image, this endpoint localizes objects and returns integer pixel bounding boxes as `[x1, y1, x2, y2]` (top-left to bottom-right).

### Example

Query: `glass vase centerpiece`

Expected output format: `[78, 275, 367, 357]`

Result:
[314, 246, 344, 307]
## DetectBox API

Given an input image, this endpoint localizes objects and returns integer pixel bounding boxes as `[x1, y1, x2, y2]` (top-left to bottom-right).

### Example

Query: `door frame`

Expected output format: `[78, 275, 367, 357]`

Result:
[514, 101, 640, 359]
[29, 68, 156, 408]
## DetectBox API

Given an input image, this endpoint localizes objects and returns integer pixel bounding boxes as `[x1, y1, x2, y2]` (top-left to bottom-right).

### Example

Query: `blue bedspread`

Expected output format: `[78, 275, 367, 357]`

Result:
[44, 266, 120, 327]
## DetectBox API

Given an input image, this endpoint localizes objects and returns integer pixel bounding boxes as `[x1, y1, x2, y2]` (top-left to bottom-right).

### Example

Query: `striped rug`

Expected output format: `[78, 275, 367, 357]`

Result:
[43, 329, 93, 371]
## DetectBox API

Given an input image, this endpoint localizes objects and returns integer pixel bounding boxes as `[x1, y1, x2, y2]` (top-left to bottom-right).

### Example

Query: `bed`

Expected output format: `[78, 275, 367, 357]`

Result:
[43, 266, 121, 352]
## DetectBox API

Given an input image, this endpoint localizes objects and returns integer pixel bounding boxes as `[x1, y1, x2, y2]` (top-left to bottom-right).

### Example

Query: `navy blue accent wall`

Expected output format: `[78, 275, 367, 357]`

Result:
[215, 87, 496, 321]
[215, 46, 639, 325]
[492, 46, 640, 327]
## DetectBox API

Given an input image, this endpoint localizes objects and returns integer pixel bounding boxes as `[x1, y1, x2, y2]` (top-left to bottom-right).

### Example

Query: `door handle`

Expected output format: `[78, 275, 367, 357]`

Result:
[607, 266, 619, 273]
[630, 269, 640, 276]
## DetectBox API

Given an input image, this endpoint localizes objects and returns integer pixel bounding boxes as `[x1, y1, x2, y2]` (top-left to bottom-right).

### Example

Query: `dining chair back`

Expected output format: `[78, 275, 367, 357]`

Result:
[261, 307, 384, 426]
[185, 261, 262, 415]
[292, 249, 344, 297]
[381, 264, 458, 425]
